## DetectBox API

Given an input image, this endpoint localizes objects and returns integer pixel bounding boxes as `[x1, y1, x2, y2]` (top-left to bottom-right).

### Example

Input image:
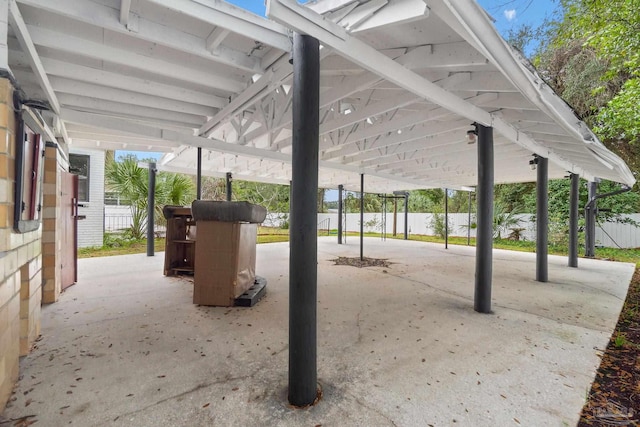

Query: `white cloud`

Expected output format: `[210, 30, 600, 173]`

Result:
[504, 9, 516, 21]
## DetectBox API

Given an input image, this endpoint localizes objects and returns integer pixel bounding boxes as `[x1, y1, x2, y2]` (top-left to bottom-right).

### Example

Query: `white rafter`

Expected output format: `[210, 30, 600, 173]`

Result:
[147, 0, 290, 51]
[119, 0, 131, 26]
[8, 0, 72, 145]
[18, 0, 262, 73]
[40, 58, 226, 108]
[27, 25, 246, 94]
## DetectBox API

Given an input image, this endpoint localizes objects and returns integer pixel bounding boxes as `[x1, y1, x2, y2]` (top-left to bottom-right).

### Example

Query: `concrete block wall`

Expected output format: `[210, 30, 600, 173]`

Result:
[70, 148, 104, 248]
[0, 78, 44, 411]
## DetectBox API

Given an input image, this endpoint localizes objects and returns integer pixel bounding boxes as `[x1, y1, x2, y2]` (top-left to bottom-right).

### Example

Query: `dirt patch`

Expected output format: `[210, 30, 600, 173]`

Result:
[578, 267, 640, 426]
[330, 256, 391, 268]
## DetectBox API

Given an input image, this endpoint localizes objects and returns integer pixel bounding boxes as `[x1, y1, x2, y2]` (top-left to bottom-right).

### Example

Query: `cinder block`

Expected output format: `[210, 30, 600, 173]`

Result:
[17, 245, 29, 267]
[0, 179, 7, 203]
[0, 154, 7, 179]
[0, 103, 8, 129]
[42, 289, 57, 304]
[19, 317, 27, 338]
[0, 205, 7, 229]
[0, 129, 7, 155]
[9, 233, 23, 251]
[0, 78, 12, 101]
[4, 250, 18, 275]
[0, 275, 16, 307]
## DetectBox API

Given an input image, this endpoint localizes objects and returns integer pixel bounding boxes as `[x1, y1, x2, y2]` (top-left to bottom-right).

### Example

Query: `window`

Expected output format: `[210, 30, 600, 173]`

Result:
[69, 154, 90, 202]
[14, 113, 46, 232]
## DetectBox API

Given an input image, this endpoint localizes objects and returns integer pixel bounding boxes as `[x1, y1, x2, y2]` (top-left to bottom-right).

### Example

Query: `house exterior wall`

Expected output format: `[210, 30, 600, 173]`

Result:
[0, 78, 44, 411]
[70, 148, 104, 248]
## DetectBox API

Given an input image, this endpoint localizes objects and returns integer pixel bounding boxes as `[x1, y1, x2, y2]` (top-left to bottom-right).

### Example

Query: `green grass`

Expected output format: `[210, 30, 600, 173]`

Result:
[78, 228, 640, 265]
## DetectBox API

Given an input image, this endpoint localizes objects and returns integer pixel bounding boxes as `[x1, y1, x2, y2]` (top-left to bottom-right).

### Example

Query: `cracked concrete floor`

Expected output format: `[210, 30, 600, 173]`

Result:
[1, 238, 634, 426]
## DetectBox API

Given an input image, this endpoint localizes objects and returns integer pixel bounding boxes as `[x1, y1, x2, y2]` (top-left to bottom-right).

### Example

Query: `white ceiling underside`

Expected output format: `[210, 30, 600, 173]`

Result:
[7, 0, 635, 193]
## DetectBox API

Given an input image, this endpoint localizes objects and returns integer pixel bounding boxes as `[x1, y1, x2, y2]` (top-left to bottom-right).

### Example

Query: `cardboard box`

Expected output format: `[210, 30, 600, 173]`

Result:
[193, 221, 257, 306]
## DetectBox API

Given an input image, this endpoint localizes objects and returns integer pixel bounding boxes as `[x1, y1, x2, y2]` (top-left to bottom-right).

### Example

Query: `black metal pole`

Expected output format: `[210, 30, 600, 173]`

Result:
[338, 184, 343, 244]
[404, 193, 408, 240]
[146, 162, 156, 257]
[196, 147, 202, 200]
[474, 124, 493, 314]
[226, 172, 232, 202]
[360, 173, 364, 261]
[467, 191, 472, 246]
[568, 173, 579, 267]
[536, 156, 548, 282]
[585, 181, 597, 257]
[444, 188, 448, 249]
[288, 33, 319, 407]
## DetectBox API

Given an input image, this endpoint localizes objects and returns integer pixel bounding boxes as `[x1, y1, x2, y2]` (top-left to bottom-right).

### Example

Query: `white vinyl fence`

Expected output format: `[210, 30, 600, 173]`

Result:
[104, 206, 640, 248]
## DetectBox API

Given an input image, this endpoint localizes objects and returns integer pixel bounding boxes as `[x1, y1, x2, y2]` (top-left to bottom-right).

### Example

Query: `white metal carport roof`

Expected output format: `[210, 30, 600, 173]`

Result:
[6, 0, 636, 193]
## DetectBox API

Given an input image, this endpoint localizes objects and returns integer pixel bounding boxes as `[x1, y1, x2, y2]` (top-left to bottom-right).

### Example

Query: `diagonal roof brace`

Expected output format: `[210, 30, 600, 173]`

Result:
[266, 0, 634, 185]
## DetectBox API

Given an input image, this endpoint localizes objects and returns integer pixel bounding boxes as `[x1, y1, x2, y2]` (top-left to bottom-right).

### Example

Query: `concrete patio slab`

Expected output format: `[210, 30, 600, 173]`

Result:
[1, 238, 634, 426]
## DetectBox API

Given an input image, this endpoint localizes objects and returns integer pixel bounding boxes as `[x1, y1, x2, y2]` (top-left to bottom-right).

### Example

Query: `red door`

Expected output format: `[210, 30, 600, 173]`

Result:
[61, 171, 78, 290]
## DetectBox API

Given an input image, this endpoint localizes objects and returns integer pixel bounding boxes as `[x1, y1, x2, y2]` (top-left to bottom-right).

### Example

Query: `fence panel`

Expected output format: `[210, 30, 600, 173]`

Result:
[105, 206, 640, 248]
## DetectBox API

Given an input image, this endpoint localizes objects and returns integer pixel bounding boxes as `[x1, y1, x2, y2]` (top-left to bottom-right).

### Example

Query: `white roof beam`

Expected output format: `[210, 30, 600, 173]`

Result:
[205, 27, 230, 52]
[147, 0, 290, 51]
[119, 0, 131, 26]
[18, 0, 261, 73]
[349, 0, 428, 32]
[358, 140, 513, 169]
[438, 72, 518, 93]
[398, 42, 488, 70]
[8, 1, 72, 146]
[27, 25, 246, 94]
[59, 95, 205, 129]
[339, 126, 470, 164]
[8, 1, 59, 113]
[41, 58, 226, 109]
[50, 76, 218, 117]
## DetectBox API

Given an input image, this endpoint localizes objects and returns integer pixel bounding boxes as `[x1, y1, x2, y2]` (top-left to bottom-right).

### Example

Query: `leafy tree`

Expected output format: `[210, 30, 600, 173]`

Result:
[105, 155, 195, 239]
[493, 201, 523, 239]
[558, 0, 640, 144]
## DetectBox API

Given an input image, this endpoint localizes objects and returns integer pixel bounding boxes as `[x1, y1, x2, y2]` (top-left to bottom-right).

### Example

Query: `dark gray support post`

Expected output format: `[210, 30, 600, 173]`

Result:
[568, 173, 579, 267]
[146, 162, 156, 257]
[288, 33, 319, 407]
[585, 181, 597, 257]
[338, 184, 343, 244]
[536, 156, 548, 282]
[445, 188, 448, 249]
[474, 124, 493, 313]
[467, 191, 472, 246]
[360, 174, 364, 261]
[404, 193, 408, 240]
[196, 147, 202, 200]
[226, 172, 232, 202]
